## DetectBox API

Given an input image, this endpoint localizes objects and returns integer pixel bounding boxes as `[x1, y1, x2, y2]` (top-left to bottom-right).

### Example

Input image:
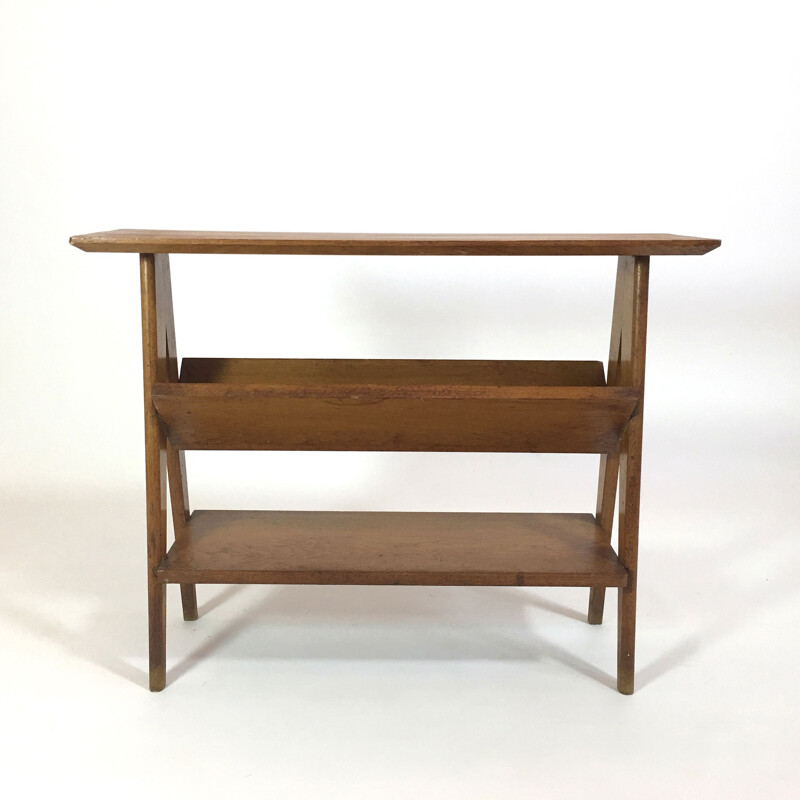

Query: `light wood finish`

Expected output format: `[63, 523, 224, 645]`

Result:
[70, 230, 721, 256]
[71, 230, 719, 693]
[157, 511, 629, 588]
[152, 382, 638, 453]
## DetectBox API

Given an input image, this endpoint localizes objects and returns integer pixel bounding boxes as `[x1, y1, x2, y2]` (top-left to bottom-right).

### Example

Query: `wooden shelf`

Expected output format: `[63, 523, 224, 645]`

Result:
[179, 357, 608, 387]
[157, 510, 629, 588]
[151, 358, 639, 453]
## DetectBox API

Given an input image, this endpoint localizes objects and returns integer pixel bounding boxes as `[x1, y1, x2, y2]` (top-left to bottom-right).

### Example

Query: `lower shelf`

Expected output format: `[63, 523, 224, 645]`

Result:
[157, 510, 628, 587]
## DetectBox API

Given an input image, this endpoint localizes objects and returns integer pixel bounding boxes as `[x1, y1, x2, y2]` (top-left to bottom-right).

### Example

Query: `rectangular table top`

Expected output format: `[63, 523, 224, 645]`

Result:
[69, 230, 721, 256]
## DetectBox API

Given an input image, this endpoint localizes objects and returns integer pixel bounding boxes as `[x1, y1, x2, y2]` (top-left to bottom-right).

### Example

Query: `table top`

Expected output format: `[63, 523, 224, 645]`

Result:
[69, 230, 721, 256]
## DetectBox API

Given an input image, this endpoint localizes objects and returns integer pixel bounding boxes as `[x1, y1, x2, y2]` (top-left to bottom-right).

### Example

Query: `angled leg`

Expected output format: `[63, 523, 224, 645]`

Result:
[159, 259, 198, 621]
[588, 258, 625, 624]
[588, 449, 620, 624]
[615, 256, 649, 694]
[141, 253, 168, 691]
[167, 447, 198, 620]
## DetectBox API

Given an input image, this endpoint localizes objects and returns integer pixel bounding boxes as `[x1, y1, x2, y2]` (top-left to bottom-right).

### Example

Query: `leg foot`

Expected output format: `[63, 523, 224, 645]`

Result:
[180, 584, 198, 621]
[149, 580, 166, 692]
[587, 587, 606, 624]
[617, 585, 636, 694]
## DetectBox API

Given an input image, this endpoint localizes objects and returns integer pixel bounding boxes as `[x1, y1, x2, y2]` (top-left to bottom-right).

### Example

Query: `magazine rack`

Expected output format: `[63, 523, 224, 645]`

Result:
[70, 230, 720, 693]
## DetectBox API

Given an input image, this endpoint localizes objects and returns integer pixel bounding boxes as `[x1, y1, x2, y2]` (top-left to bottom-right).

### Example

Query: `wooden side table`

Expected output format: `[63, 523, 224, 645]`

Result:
[70, 230, 720, 693]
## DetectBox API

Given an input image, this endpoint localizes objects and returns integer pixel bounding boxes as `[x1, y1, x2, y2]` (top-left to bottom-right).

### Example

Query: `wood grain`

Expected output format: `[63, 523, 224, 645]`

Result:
[588, 258, 627, 624]
[140, 253, 167, 692]
[159, 255, 198, 622]
[69, 230, 721, 256]
[180, 357, 606, 387]
[616, 255, 649, 695]
[152, 384, 638, 453]
[157, 510, 629, 588]
[74, 228, 717, 693]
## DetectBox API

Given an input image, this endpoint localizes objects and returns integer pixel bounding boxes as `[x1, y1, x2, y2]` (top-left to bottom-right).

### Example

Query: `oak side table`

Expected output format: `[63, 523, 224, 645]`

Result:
[70, 230, 720, 693]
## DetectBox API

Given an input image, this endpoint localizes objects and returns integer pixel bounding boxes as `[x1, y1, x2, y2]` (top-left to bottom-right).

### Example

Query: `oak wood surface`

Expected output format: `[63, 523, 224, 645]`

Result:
[140, 254, 168, 691]
[159, 256, 198, 622]
[588, 258, 627, 624]
[69, 230, 721, 256]
[75, 228, 719, 693]
[180, 357, 607, 387]
[615, 255, 649, 695]
[151, 384, 638, 453]
[156, 510, 629, 587]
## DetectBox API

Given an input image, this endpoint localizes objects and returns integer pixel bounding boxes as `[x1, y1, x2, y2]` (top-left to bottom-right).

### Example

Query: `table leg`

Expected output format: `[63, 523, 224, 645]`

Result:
[617, 417, 643, 694]
[145, 439, 166, 691]
[167, 446, 198, 621]
[141, 253, 168, 691]
[588, 258, 625, 624]
[588, 449, 619, 624]
[159, 257, 198, 621]
[614, 256, 648, 694]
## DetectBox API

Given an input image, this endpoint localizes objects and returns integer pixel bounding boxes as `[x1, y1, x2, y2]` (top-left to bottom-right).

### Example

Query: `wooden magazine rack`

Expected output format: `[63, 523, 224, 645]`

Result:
[70, 230, 720, 693]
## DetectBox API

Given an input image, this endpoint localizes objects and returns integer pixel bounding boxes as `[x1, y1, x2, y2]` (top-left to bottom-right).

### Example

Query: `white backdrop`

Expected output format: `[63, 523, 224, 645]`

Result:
[2, 1, 798, 797]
